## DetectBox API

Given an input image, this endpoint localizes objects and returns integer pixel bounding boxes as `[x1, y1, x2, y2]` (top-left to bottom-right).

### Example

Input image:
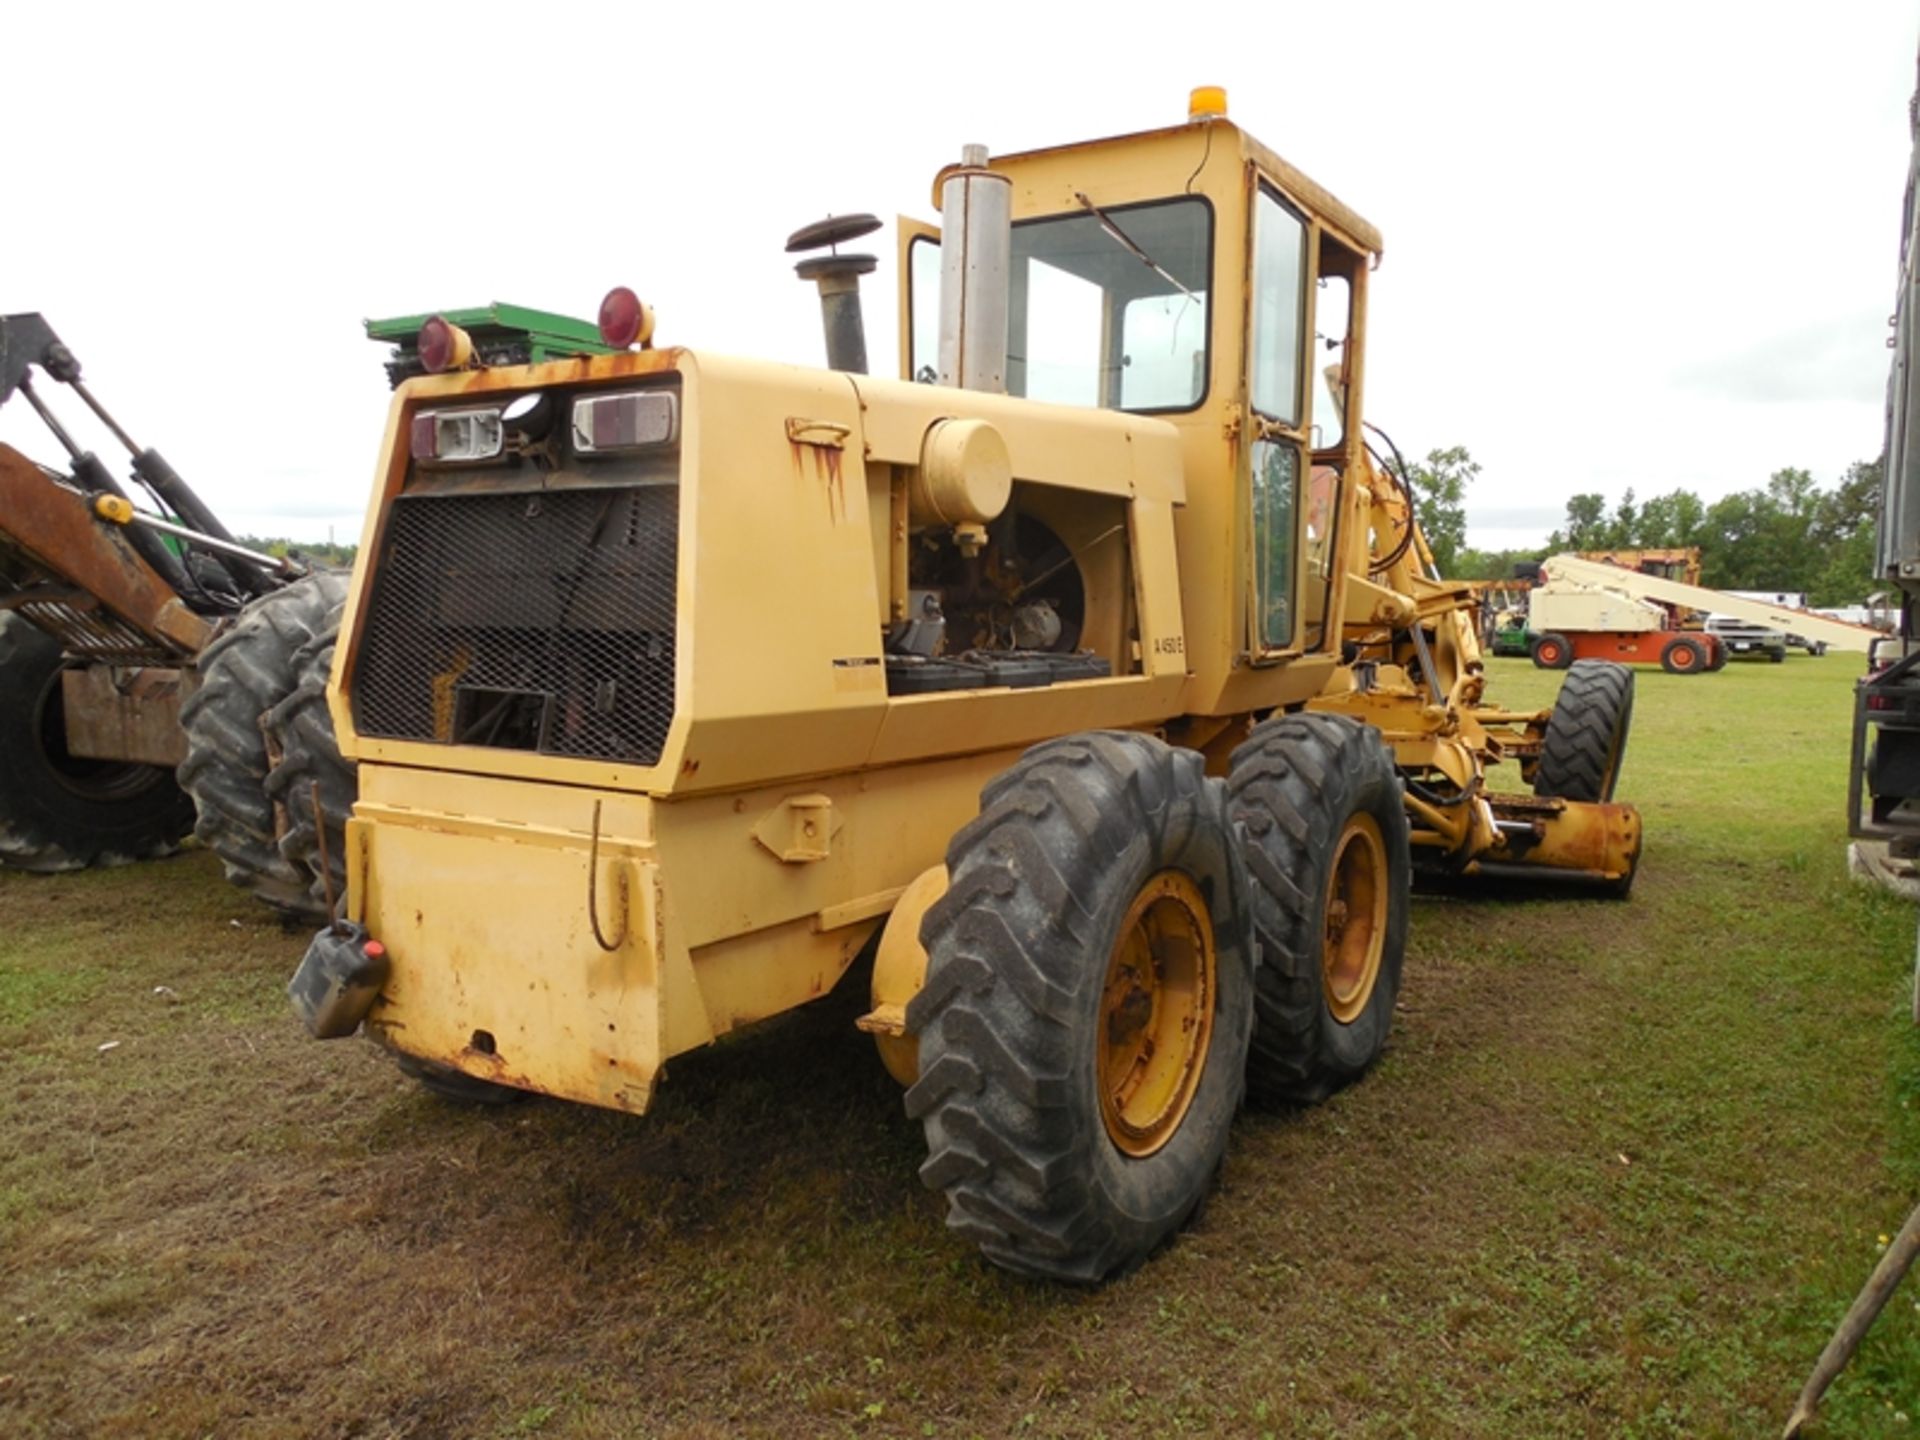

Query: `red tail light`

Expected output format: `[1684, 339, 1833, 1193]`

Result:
[419, 316, 473, 374]
[598, 287, 654, 349]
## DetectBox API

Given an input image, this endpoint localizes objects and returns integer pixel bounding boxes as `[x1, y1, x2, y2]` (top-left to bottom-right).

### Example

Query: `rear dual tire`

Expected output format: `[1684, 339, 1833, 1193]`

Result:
[909, 732, 1255, 1283]
[1227, 714, 1411, 1104]
[908, 720, 1412, 1281]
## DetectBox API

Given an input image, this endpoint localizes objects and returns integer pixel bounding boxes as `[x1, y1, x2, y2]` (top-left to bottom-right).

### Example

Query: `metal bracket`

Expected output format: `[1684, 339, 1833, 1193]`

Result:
[751, 793, 835, 863]
[785, 417, 850, 448]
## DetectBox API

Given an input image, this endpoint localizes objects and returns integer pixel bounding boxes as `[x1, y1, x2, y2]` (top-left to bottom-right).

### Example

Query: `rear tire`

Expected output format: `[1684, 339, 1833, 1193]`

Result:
[1769, 645, 1787, 664]
[907, 731, 1255, 1283]
[1659, 635, 1707, 674]
[1226, 713, 1411, 1105]
[1530, 632, 1574, 670]
[1533, 660, 1634, 804]
[262, 620, 356, 916]
[178, 572, 347, 917]
[0, 615, 194, 873]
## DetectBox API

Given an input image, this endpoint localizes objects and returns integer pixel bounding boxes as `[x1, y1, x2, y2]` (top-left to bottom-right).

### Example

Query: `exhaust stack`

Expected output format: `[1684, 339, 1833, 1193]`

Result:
[937, 144, 1011, 394]
[787, 214, 880, 375]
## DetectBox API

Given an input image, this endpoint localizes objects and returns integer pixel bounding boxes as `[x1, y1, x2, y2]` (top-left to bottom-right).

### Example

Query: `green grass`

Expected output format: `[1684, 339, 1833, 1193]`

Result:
[1, 653, 1917, 1437]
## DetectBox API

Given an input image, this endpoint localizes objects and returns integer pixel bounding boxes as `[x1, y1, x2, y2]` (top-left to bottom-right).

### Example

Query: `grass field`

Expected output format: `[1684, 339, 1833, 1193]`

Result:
[3, 654, 1919, 1438]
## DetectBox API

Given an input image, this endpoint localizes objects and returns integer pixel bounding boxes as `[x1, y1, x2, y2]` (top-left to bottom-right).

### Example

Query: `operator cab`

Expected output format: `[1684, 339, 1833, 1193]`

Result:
[898, 90, 1381, 685]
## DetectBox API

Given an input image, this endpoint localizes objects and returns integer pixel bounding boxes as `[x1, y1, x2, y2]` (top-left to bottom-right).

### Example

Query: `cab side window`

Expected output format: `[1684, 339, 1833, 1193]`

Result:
[1250, 187, 1308, 650]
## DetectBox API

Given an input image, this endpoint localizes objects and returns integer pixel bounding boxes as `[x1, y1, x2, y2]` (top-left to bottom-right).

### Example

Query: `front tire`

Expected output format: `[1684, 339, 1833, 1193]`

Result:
[1227, 713, 1412, 1105]
[0, 616, 194, 873]
[1533, 660, 1634, 804]
[908, 731, 1255, 1283]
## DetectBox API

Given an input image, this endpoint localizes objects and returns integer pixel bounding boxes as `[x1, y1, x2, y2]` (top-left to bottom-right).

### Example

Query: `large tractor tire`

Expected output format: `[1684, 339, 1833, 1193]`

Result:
[1226, 713, 1412, 1106]
[1532, 660, 1634, 804]
[907, 731, 1255, 1283]
[178, 571, 347, 917]
[263, 620, 355, 916]
[0, 615, 195, 873]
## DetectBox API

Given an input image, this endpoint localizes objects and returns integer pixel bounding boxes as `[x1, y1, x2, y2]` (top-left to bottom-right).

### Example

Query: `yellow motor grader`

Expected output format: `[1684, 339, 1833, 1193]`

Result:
[291, 90, 1640, 1282]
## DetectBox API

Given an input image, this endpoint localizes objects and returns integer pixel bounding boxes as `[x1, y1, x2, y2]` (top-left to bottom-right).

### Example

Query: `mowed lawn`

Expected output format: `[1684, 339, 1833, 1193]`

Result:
[3, 653, 1919, 1438]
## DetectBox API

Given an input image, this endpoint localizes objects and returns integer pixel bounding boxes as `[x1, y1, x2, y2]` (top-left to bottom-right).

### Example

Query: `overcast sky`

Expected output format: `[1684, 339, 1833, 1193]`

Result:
[3, 2, 1914, 552]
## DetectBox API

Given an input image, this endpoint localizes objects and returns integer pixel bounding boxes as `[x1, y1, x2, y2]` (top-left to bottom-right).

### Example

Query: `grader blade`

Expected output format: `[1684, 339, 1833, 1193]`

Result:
[1471, 793, 1642, 889]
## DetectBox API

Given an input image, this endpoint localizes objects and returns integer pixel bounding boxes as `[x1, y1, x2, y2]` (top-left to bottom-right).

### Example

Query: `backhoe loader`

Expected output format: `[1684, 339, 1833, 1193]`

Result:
[291, 90, 1641, 1281]
[0, 307, 611, 918]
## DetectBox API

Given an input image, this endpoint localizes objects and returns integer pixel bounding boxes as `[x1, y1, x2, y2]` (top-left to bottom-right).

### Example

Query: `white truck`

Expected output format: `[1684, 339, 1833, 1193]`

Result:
[1722, 590, 1821, 657]
[1705, 611, 1790, 662]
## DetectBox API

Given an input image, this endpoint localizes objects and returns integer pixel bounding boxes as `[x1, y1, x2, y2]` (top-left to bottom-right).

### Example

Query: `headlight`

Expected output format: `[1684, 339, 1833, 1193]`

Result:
[409, 406, 504, 463]
[572, 390, 678, 454]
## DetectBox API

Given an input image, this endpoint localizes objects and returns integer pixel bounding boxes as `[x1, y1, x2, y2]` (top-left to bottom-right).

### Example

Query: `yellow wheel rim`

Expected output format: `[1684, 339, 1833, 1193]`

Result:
[1324, 813, 1388, 1024]
[1097, 870, 1216, 1158]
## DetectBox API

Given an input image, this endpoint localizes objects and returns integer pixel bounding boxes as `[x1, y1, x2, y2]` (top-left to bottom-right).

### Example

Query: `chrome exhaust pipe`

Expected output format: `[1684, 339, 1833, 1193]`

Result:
[937, 144, 1011, 393]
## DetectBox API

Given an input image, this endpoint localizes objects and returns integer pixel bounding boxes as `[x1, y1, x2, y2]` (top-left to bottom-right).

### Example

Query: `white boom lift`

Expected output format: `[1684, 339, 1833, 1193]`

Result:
[1543, 554, 1884, 655]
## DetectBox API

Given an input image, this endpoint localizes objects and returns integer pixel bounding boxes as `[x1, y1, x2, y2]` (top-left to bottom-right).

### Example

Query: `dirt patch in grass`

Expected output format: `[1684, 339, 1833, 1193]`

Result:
[3, 654, 1918, 1438]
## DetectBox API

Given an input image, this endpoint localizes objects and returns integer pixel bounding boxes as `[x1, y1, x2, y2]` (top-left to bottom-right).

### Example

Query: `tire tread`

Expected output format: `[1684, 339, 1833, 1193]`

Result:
[909, 730, 1253, 1283]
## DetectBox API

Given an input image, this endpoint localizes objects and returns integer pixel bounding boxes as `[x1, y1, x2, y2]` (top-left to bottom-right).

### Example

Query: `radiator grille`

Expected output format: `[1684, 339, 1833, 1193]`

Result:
[352, 484, 679, 765]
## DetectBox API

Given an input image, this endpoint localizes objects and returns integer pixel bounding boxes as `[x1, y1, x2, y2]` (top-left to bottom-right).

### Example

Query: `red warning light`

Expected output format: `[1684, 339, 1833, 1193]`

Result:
[419, 316, 466, 374]
[598, 287, 650, 349]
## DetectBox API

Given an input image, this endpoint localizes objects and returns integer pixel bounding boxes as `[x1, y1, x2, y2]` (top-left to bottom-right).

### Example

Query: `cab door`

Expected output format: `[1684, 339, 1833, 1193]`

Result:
[1245, 181, 1312, 658]
[1246, 179, 1366, 659]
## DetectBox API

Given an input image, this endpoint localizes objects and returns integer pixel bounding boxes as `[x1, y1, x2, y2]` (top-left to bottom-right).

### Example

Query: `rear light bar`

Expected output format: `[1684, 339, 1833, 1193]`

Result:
[409, 406, 505, 463]
[573, 390, 678, 454]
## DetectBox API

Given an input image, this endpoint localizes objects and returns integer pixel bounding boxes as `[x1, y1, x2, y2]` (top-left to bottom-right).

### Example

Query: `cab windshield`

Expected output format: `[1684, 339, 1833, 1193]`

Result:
[909, 197, 1212, 412]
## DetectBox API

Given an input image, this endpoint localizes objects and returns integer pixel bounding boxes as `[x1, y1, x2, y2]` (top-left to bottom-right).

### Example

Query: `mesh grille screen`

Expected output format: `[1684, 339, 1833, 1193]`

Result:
[352, 484, 678, 765]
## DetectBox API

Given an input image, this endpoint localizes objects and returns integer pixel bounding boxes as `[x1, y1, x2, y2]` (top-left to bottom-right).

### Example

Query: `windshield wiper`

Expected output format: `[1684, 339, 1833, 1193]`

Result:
[1073, 193, 1201, 304]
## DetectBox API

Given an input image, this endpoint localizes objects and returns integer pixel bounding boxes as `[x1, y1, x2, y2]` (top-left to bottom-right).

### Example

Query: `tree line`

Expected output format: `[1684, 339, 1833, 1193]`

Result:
[1401, 448, 1884, 607]
[235, 536, 360, 567]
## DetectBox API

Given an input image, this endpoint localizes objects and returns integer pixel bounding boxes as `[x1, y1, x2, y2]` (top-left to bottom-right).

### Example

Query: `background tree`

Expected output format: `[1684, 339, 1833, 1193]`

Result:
[237, 536, 359, 567]
[1547, 493, 1609, 551]
[1405, 446, 1478, 575]
[1418, 452, 1884, 599]
[1808, 458, 1882, 605]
